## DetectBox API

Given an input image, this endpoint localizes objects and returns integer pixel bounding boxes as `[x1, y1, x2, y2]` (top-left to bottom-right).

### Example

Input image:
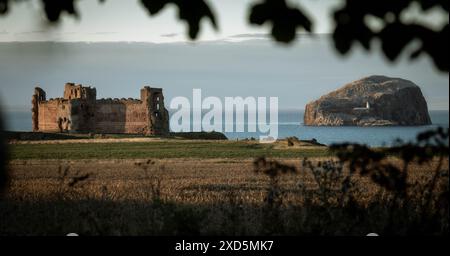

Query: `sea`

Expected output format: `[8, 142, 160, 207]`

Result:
[2, 109, 448, 147]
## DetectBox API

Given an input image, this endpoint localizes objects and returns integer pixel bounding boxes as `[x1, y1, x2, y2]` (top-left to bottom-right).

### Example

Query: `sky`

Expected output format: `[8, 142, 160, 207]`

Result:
[0, 0, 447, 42]
[0, 0, 448, 112]
[0, 0, 342, 42]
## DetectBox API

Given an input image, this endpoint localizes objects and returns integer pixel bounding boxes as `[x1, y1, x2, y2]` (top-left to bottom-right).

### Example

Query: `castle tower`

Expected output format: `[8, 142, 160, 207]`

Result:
[140, 86, 170, 135]
[64, 83, 96, 101]
[63, 83, 97, 132]
[31, 87, 46, 132]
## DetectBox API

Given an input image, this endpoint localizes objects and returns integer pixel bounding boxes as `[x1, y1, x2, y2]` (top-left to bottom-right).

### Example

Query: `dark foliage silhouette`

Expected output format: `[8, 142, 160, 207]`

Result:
[0, 109, 8, 198]
[0, 0, 447, 71]
[330, 127, 449, 194]
[0, 0, 79, 22]
[140, 0, 217, 39]
[41, 0, 78, 22]
[332, 0, 449, 72]
[253, 127, 448, 235]
[249, 0, 312, 42]
[253, 157, 296, 234]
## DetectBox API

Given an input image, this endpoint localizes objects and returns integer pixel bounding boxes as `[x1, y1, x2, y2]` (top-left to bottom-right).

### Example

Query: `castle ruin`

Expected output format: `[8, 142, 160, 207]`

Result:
[31, 83, 170, 135]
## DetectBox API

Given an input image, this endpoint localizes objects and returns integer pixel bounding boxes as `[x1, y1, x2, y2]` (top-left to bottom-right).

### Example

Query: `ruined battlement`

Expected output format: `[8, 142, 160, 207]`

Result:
[40, 98, 66, 103]
[96, 98, 142, 104]
[64, 83, 96, 101]
[32, 83, 169, 135]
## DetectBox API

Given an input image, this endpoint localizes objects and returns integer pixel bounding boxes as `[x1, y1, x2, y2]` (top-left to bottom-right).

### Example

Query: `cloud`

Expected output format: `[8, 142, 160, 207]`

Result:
[227, 33, 269, 39]
[160, 33, 178, 38]
[228, 33, 329, 40]
[0, 30, 8, 35]
[90, 32, 118, 35]
[14, 30, 46, 35]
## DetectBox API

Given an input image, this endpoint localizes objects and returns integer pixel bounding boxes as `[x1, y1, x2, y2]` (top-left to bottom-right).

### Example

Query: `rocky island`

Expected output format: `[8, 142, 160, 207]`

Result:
[304, 76, 432, 126]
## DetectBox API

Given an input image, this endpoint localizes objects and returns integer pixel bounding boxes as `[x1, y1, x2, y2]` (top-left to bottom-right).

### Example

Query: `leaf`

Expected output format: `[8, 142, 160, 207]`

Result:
[140, 0, 217, 40]
[41, 0, 78, 22]
[0, 0, 8, 14]
[378, 22, 415, 60]
[249, 0, 312, 43]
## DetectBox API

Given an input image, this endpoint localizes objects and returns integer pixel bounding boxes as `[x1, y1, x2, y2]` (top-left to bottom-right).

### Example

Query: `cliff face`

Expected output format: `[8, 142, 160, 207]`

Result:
[304, 76, 432, 126]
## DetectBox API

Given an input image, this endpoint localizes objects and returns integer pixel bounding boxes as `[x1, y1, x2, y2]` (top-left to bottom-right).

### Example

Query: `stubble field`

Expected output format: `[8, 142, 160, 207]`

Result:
[1, 139, 448, 235]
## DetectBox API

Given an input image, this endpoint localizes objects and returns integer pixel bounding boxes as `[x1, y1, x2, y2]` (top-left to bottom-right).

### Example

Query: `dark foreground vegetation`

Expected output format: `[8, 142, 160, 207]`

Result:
[0, 128, 448, 235]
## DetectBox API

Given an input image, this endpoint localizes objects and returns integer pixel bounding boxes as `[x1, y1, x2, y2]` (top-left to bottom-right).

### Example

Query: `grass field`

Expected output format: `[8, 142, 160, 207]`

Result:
[8, 140, 331, 159]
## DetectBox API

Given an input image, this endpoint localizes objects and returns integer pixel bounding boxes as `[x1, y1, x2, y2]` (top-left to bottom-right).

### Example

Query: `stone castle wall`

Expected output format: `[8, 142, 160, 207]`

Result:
[37, 99, 71, 132]
[32, 83, 169, 135]
[94, 100, 149, 134]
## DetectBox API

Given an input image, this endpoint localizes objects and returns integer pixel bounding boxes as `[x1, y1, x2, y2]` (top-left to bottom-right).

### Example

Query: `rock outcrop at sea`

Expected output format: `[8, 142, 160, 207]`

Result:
[304, 76, 432, 126]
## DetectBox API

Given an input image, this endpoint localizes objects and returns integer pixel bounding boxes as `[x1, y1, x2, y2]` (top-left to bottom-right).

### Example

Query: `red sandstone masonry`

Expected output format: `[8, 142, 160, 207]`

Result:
[32, 83, 169, 135]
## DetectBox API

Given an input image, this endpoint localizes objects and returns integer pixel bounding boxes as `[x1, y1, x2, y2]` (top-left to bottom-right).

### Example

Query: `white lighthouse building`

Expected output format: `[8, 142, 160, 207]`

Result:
[353, 101, 370, 111]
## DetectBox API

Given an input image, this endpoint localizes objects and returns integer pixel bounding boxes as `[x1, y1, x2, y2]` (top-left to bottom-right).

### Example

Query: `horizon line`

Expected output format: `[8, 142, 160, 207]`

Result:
[0, 33, 333, 44]
[1, 105, 448, 112]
